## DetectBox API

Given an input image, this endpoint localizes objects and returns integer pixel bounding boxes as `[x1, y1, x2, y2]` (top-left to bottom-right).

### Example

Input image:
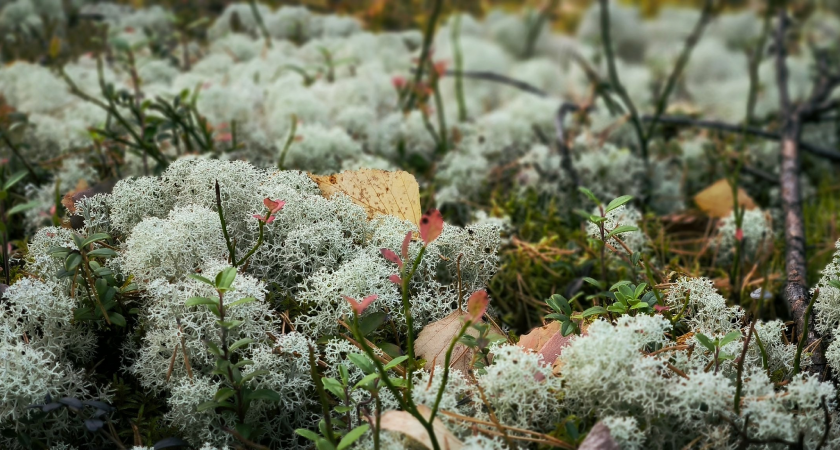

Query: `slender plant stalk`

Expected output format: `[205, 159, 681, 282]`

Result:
[734, 322, 754, 414]
[428, 319, 472, 423]
[598, 0, 648, 166]
[277, 114, 298, 170]
[402, 0, 444, 111]
[308, 344, 337, 445]
[793, 289, 818, 376]
[248, 0, 272, 49]
[451, 14, 467, 122]
[644, 0, 715, 142]
[215, 180, 237, 265]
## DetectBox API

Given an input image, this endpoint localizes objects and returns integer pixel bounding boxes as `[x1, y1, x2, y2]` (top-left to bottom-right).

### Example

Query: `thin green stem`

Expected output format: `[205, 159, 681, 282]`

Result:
[402, 245, 427, 393]
[402, 0, 443, 111]
[429, 319, 471, 423]
[235, 221, 264, 267]
[598, 0, 649, 184]
[430, 64, 448, 155]
[451, 14, 467, 122]
[793, 290, 819, 376]
[349, 315, 441, 450]
[277, 114, 298, 170]
[215, 181, 237, 265]
[248, 0, 272, 49]
[308, 344, 338, 445]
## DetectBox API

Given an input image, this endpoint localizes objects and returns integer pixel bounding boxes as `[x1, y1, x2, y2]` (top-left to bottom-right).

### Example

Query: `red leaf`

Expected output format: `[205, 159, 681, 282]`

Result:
[343, 294, 378, 315]
[419, 209, 444, 245]
[380, 248, 403, 269]
[735, 228, 744, 242]
[263, 198, 286, 213]
[466, 290, 489, 322]
[389, 274, 402, 285]
[401, 231, 411, 261]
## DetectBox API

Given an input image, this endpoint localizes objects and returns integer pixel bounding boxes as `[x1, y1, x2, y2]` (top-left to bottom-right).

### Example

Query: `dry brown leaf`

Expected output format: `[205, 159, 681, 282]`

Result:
[519, 322, 580, 380]
[416, 311, 475, 373]
[693, 178, 756, 218]
[517, 322, 561, 353]
[308, 169, 421, 227]
[379, 405, 463, 450]
[415, 311, 504, 373]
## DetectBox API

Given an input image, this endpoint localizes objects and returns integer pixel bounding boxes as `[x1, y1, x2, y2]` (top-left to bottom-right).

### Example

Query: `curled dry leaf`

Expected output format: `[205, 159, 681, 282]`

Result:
[518, 321, 577, 381]
[578, 421, 620, 450]
[415, 310, 503, 373]
[308, 168, 421, 227]
[693, 178, 756, 218]
[379, 404, 463, 450]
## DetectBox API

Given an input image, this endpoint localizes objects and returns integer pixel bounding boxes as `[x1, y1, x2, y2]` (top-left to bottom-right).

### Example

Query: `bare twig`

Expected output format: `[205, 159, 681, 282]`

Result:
[774, 7, 835, 380]
[644, 0, 716, 143]
[598, 0, 648, 166]
[555, 103, 582, 190]
[440, 69, 548, 97]
[734, 322, 754, 414]
[641, 114, 840, 161]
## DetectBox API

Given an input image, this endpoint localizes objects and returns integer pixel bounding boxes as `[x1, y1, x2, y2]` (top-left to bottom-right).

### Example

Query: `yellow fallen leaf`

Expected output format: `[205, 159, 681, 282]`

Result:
[379, 405, 463, 450]
[308, 169, 421, 227]
[693, 178, 756, 218]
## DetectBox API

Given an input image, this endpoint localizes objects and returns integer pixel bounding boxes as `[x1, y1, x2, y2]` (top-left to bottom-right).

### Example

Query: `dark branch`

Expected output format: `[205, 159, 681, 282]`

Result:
[441, 70, 548, 98]
[641, 115, 840, 162]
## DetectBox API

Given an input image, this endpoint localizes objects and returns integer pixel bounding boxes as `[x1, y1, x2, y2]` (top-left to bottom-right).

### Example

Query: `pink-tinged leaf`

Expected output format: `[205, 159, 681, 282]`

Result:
[735, 228, 744, 242]
[391, 76, 406, 89]
[419, 209, 444, 245]
[654, 304, 670, 313]
[466, 290, 489, 322]
[263, 198, 286, 213]
[380, 248, 403, 269]
[401, 231, 411, 261]
[343, 294, 378, 315]
[389, 274, 402, 285]
[253, 214, 276, 224]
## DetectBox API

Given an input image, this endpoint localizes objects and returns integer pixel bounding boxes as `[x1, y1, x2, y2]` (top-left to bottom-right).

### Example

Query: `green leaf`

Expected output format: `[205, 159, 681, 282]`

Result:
[48, 246, 70, 256]
[185, 296, 217, 307]
[588, 215, 607, 224]
[109, 312, 126, 327]
[547, 294, 571, 315]
[64, 253, 82, 272]
[695, 333, 716, 352]
[226, 297, 256, 308]
[215, 267, 237, 291]
[229, 338, 254, 352]
[634, 283, 648, 299]
[81, 233, 111, 248]
[334, 405, 353, 413]
[205, 341, 222, 358]
[214, 388, 236, 403]
[607, 304, 626, 314]
[188, 274, 214, 285]
[719, 331, 742, 348]
[216, 319, 244, 329]
[7, 200, 39, 216]
[87, 248, 118, 258]
[195, 401, 218, 412]
[295, 429, 321, 442]
[630, 302, 649, 310]
[561, 320, 576, 337]
[605, 195, 633, 213]
[247, 389, 280, 403]
[358, 311, 388, 336]
[316, 438, 336, 450]
[3, 170, 28, 191]
[545, 313, 568, 322]
[578, 186, 601, 205]
[582, 277, 604, 289]
[606, 225, 639, 239]
[828, 279, 840, 290]
[347, 354, 375, 374]
[354, 372, 380, 389]
[240, 369, 268, 385]
[581, 306, 607, 317]
[337, 424, 370, 450]
[383, 355, 409, 371]
[610, 280, 632, 291]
